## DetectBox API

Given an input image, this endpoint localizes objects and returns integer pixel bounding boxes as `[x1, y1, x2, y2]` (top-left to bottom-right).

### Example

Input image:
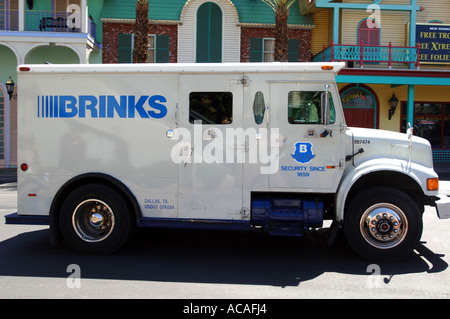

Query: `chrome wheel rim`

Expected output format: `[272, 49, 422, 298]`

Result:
[72, 199, 115, 242]
[360, 203, 408, 250]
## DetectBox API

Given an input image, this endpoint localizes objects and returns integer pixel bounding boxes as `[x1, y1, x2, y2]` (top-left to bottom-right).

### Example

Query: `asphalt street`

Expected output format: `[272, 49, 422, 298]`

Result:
[1, 168, 450, 300]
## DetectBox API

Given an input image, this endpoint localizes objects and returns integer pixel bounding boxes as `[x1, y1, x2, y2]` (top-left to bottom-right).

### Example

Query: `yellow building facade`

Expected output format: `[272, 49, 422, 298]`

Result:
[305, 0, 450, 163]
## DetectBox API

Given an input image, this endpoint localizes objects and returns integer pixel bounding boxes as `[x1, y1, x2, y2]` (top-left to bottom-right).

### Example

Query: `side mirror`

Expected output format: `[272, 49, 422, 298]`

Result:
[321, 86, 330, 126]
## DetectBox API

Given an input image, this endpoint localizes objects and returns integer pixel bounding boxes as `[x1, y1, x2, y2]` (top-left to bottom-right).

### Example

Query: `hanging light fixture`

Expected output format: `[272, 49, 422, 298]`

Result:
[388, 93, 399, 120]
[6, 76, 16, 100]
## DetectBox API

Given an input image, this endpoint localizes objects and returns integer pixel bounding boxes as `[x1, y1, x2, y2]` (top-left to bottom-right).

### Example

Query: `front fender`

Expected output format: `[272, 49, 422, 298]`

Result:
[335, 159, 438, 221]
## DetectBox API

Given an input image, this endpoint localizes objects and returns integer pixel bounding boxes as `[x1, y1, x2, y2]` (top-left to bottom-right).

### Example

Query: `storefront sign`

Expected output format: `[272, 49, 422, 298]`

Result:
[416, 23, 450, 64]
[341, 88, 374, 108]
[340, 85, 377, 129]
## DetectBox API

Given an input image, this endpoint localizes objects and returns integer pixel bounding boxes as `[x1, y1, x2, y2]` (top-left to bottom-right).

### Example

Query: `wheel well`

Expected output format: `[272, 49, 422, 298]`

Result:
[49, 173, 140, 244]
[344, 171, 426, 214]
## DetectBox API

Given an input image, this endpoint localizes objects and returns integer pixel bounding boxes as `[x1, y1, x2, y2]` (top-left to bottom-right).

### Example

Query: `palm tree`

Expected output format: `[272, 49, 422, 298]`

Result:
[133, 0, 149, 63]
[262, 0, 296, 62]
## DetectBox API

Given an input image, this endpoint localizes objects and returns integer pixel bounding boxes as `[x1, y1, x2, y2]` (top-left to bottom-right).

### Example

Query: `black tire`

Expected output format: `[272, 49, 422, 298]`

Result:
[344, 186, 422, 261]
[59, 183, 135, 254]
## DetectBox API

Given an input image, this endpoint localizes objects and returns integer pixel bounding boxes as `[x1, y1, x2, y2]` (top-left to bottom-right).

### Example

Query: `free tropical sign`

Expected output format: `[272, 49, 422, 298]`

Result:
[416, 23, 450, 64]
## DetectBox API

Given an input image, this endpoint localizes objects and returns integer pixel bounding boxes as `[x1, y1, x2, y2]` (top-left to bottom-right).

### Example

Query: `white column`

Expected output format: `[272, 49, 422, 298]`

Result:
[18, 0, 25, 32]
[81, 0, 88, 34]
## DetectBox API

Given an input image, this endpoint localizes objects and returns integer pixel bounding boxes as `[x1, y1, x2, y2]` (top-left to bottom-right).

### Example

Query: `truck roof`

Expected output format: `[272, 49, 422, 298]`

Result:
[17, 62, 345, 75]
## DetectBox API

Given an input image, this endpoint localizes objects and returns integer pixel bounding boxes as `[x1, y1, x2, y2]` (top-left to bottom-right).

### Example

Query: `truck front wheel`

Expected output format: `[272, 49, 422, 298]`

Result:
[59, 183, 135, 254]
[344, 187, 422, 261]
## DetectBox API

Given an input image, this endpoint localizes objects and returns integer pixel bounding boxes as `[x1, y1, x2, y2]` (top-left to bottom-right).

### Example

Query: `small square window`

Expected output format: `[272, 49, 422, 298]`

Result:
[288, 91, 335, 124]
[189, 92, 233, 124]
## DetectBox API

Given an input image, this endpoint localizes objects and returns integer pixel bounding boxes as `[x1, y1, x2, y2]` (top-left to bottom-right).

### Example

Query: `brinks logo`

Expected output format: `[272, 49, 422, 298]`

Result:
[291, 142, 315, 164]
[37, 95, 168, 119]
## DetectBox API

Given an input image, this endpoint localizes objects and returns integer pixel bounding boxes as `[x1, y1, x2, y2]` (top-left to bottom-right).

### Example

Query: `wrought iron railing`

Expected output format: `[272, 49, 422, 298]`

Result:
[26, 10, 76, 32]
[0, 10, 96, 41]
[313, 40, 420, 69]
[0, 10, 19, 31]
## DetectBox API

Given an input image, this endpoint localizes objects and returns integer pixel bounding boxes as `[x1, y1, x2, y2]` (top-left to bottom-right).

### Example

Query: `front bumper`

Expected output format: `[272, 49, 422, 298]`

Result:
[434, 193, 450, 219]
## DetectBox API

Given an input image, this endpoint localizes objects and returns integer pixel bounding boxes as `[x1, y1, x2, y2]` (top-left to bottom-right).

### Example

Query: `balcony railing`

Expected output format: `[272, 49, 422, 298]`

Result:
[313, 40, 420, 69]
[0, 10, 19, 31]
[0, 10, 97, 41]
[26, 10, 84, 33]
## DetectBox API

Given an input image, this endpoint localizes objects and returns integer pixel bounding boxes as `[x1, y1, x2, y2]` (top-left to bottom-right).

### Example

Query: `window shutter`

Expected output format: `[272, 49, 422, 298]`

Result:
[288, 39, 299, 62]
[250, 38, 263, 62]
[118, 34, 133, 63]
[359, 29, 369, 45]
[156, 35, 170, 63]
[369, 26, 380, 45]
[196, 3, 210, 62]
[209, 3, 222, 62]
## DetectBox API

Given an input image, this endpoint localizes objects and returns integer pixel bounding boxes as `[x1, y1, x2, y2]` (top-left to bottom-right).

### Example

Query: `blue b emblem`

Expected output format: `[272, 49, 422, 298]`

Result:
[291, 142, 315, 164]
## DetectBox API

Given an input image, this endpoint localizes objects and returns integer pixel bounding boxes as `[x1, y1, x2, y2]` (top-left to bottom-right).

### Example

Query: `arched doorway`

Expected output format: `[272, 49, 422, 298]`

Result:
[340, 84, 379, 129]
[196, 2, 222, 63]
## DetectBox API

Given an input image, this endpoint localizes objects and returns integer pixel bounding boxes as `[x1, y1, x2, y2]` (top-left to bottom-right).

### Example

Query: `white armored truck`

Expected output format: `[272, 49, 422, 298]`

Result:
[6, 62, 450, 260]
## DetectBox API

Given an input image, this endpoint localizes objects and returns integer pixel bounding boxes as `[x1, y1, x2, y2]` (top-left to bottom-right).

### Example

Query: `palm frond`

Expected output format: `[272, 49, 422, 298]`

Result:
[261, 0, 297, 12]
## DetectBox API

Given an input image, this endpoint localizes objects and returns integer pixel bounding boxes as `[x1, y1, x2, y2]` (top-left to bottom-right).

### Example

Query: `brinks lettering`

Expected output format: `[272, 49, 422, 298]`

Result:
[37, 94, 168, 119]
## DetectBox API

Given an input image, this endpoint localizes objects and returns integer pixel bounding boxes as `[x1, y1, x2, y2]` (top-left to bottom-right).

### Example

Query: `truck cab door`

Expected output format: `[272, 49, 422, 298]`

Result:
[269, 82, 345, 192]
[176, 74, 244, 220]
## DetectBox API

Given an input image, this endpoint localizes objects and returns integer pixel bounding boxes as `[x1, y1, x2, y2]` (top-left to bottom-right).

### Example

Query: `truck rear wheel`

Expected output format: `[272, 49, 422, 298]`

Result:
[59, 183, 135, 254]
[344, 187, 422, 261]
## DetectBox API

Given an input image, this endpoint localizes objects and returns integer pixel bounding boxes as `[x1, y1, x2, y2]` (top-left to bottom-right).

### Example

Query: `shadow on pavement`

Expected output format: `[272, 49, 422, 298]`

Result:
[0, 226, 446, 287]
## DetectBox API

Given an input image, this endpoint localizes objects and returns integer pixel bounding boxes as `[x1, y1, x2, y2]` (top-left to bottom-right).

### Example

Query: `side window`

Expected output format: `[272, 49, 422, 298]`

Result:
[288, 91, 335, 124]
[253, 91, 266, 124]
[189, 92, 233, 124]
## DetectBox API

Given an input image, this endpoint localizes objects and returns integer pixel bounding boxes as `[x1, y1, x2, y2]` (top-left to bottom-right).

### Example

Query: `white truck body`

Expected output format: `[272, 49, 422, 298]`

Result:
[7, 62, 450, 260]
